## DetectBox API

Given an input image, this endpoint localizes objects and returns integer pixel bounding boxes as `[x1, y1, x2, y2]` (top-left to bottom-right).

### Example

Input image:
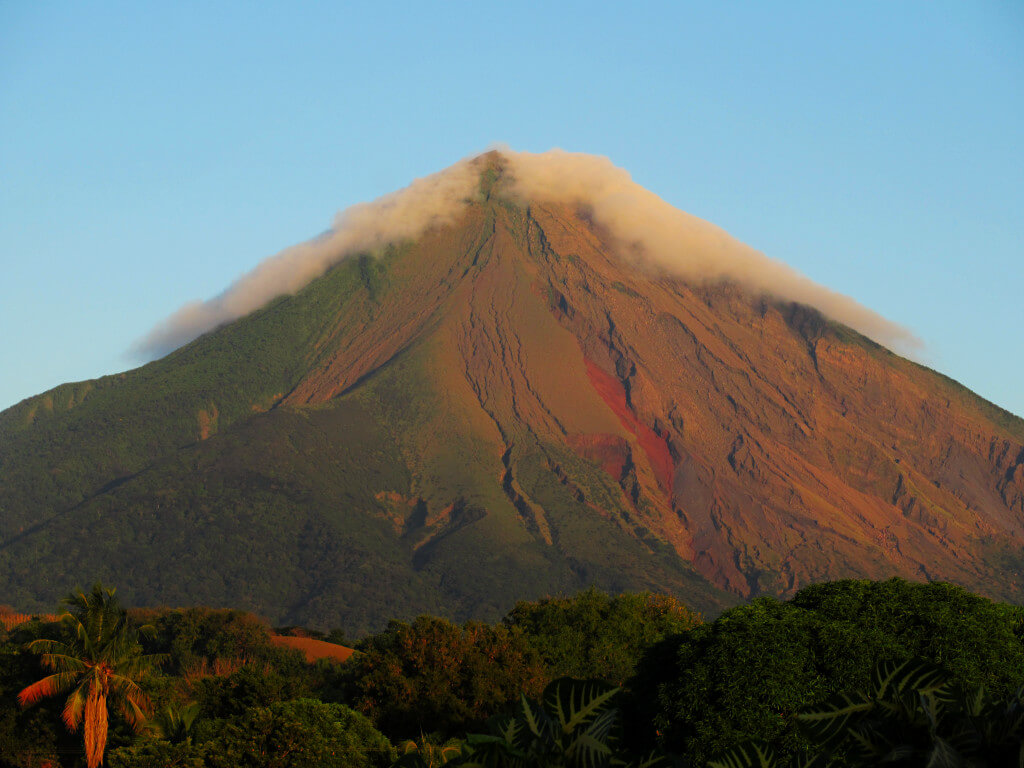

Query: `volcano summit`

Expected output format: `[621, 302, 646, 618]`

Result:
[2, 151, 1022, 633]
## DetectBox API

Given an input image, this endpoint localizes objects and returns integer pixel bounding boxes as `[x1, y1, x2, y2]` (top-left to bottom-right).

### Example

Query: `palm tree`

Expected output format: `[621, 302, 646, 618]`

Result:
[18, 583, 164, 768]
[148, 700, 201, 744]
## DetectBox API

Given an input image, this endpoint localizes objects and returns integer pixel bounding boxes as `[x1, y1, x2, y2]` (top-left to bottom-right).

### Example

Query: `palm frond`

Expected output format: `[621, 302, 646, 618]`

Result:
[61, 587, 88, 611]
[115, 651, 168, 677]
[70, 617, 98, 660]
[63, 685, 89, 730]
[26, 637, 74, 657]
[797, 691, 873, 745]
[844, 725, 881, 761]
[872, 659, 947, 699]
[566, 732, 614, 768]
[583, 707, 618, 745]
[150, 701, 200, 741]
[108, 673, 152, 711]
[517, 693, 554, 742]
[463, 733, 526, 768]
[18, 673, 77, 706]
[39, 652, 89, 674]
[542, 678, 620, 734]
[492, 713, 525, 748]
[115, 692, 150, 732]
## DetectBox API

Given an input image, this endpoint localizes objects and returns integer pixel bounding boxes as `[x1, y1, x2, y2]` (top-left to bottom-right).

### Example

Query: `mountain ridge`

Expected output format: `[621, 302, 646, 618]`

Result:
[2, 163, 1022, 633]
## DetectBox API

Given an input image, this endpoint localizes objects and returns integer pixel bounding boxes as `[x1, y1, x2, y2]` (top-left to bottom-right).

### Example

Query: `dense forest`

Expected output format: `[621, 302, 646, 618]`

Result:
[2, 578, 1022, 767]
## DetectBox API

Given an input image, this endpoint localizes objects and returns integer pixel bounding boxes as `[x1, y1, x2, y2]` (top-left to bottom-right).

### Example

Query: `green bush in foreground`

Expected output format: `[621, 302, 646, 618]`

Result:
[631, 578, 1024, 766]
[397, 677, 664, 768]
[206, 698, 394, 768]
[711, 658, 1024, 767]
[108, 698, 394, 768]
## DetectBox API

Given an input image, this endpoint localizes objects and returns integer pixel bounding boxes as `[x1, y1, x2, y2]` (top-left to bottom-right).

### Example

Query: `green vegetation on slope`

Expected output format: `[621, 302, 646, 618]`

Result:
[0, 250, 391, 534]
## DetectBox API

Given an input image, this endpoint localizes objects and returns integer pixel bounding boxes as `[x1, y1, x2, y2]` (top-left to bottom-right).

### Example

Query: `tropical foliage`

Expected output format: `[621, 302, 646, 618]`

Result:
[711, 658, 1024, 767]
[199, 698, 395, 768]
[17, 584, 163, 768]
[345, 616, 547, 739]
[432, 677, 663, 768]
[106, 699, 394, 768]
[631, 578, 1024, 765]
[394, 736, 466, 768]
[504, 589, 700, 685]
[147, 701, 200, 743]
[3, 580, 1024, 767]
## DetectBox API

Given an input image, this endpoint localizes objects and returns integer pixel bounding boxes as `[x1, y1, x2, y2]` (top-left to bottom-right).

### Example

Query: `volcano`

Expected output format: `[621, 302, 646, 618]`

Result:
[2, 152, 1022, 633]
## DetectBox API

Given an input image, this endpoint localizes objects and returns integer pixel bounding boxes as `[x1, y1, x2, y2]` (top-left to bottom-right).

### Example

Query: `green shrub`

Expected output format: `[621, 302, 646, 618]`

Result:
[192, 664, 313, 720]
[788, 578, 1024, 696]
[346, 616, 546, 739]
[710, 658, 1024, 767]
[504, 588, 700, 684]
[630, 578, 1024, 765]
[107, 740, 208, 768]
[201, 698, 394, 768]
[142, 607, 290, 675]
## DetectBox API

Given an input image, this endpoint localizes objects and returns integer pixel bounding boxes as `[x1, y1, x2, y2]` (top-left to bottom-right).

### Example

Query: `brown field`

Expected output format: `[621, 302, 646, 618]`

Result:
[270, 634, 356, 663]
[0, 607, 59, 632]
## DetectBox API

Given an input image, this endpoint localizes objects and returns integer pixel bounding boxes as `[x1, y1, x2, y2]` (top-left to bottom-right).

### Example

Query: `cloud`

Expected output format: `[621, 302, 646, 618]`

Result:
[500, 148, 920, 352]
[134, 147, 918, 359]
[133, 156, 483, 358]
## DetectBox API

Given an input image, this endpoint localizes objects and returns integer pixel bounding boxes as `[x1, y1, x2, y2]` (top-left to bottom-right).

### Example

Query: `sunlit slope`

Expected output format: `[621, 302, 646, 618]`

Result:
[2, 172, 1023, 632]
[518, 200, 1024, 597]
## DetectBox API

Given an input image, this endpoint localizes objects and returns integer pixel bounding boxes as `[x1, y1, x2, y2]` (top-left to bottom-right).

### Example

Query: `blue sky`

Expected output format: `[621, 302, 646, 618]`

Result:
[1, 1, 1022, 416]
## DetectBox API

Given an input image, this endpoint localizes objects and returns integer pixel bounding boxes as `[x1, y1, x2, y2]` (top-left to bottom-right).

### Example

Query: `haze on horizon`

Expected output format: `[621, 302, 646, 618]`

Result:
[1, 2, 1022, 416]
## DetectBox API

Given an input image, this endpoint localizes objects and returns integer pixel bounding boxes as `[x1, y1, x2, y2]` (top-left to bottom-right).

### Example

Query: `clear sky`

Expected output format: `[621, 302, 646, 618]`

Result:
[1, 2, 1022, 417]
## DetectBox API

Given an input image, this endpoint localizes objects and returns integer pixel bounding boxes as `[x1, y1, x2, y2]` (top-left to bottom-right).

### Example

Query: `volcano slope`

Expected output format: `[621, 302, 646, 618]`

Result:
[2, 168, 1023, 633]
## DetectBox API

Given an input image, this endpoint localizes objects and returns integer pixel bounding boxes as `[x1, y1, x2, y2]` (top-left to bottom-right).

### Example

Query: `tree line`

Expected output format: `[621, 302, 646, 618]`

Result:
[1, 578, 1022, 767]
